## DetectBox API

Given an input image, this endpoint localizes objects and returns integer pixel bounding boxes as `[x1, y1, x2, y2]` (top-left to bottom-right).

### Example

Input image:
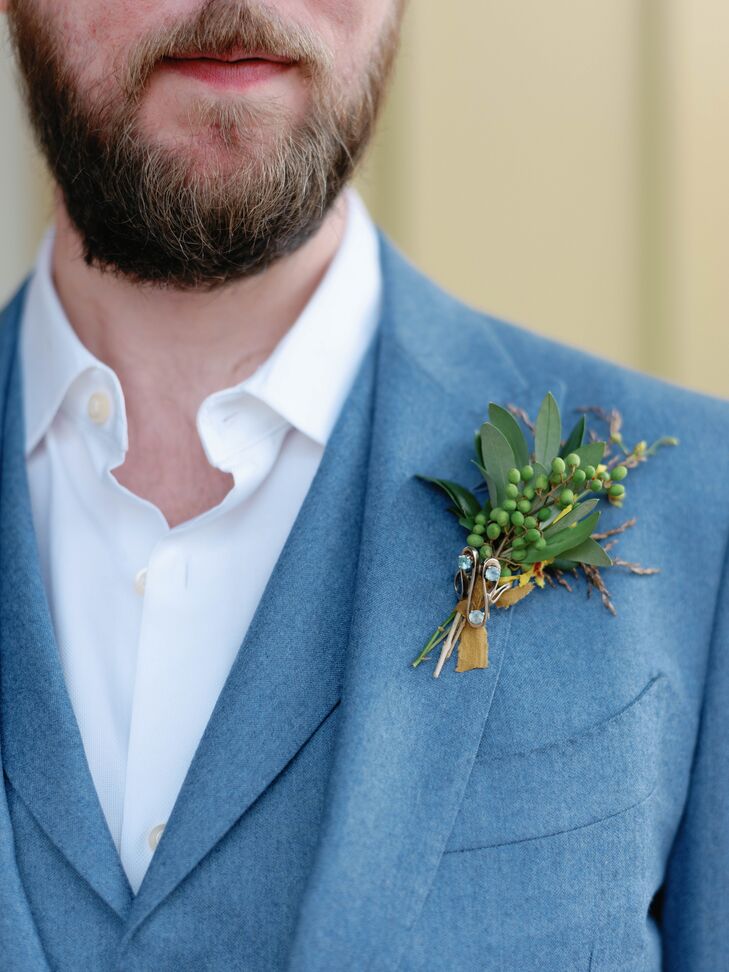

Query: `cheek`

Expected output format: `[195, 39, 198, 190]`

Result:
[298, 0, 392, 83]
[52, 1, 198, 89]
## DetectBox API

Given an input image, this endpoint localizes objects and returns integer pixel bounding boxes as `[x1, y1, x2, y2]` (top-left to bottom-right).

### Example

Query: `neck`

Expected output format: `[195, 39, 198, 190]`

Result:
[49, 190, 349, 526]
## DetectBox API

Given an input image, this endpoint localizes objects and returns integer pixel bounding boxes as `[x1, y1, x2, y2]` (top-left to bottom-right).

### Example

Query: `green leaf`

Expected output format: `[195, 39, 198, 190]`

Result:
[473, 428, 484, 466]
[479, 423, 516, 506]
[534, 392, 562, 467]
[543, 498, 599, 536]
[417, 476, 481, 518]
[562, 537, 613, 567]
[488, 404, 529, 469]
[472, 462, 502, 511]
[524, 510, 600, 563]
[573, 442, 606, 468]
[458, 515, 476, 531]
[560, 415, 586, 457]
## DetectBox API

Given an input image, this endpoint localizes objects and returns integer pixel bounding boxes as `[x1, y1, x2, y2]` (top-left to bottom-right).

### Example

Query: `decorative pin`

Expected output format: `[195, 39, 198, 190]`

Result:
[433, 550, 511, 678]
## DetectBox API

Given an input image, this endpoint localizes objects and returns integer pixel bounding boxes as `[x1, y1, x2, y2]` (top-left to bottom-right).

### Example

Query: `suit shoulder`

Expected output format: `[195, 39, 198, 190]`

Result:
[437, 287, 729, 434]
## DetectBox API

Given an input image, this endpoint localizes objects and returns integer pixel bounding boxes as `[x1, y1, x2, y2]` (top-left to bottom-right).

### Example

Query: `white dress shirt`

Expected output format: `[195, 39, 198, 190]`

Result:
[20, 188, 382, 894]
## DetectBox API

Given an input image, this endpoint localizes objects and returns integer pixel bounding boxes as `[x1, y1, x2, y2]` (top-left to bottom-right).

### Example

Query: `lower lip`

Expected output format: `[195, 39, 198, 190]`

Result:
[161, 57, 293, 91]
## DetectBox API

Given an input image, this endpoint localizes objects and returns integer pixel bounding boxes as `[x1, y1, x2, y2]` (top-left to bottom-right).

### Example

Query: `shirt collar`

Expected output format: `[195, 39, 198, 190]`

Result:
[197, 187, 382, 460]
[21, 231, 126, 459]
[20, 187, 382, 470]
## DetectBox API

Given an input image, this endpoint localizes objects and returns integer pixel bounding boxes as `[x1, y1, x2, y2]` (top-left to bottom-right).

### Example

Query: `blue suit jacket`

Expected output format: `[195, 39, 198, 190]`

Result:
[0, 233, 727, 971]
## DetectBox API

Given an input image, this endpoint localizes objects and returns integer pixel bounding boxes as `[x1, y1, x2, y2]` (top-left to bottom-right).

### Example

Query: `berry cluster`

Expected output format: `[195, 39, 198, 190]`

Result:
[464, 455, 629, 571]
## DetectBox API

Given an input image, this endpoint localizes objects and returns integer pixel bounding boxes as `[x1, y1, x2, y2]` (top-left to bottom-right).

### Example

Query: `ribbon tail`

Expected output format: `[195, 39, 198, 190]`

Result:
[455, 621, 489, 671]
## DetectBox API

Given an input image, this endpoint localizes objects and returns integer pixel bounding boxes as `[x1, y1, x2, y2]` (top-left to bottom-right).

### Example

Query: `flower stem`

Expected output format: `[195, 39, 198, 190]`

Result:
[412, 610, 457, 668]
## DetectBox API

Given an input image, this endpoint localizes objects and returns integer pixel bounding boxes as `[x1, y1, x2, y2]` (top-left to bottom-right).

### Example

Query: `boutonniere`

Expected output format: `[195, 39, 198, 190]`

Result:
[412, 392, 678, 678]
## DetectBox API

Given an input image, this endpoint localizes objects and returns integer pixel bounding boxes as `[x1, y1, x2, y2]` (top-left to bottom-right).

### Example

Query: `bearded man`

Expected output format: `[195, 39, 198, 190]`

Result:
[0, 1, 727, 970]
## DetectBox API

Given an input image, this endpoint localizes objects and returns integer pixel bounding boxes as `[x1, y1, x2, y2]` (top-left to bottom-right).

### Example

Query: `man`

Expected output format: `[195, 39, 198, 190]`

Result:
[0, 0, 727, 969]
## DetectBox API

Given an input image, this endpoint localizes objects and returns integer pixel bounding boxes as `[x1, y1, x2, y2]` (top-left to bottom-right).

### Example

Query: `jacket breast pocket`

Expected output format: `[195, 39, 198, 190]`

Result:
[444, 672, 669, 853]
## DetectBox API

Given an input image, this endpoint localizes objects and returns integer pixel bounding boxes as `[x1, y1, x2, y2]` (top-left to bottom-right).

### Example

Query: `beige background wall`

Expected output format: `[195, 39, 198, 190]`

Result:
[1, 3, 727, 398]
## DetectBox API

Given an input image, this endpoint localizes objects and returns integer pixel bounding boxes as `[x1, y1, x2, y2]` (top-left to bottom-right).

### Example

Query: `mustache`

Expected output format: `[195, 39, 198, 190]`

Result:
[120, 0, 334, 99]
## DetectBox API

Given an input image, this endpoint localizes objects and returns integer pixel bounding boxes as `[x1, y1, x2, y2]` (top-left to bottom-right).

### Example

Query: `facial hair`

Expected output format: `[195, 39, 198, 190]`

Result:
[7, 0, 402, 289]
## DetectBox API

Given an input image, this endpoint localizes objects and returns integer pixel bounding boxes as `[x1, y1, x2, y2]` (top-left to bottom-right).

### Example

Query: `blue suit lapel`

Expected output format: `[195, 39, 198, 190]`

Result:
[0, 286, 134, 922]
[123, 306, 380, 938]
[287, 236, 566, 970]
[0, 288, 52, 969]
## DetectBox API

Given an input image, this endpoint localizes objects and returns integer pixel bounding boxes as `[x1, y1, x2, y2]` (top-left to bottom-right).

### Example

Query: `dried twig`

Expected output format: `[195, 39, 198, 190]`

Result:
[575, 404, 612, 423]
[506, 404, 535, 433]
[582, 564, 617, 616]
[553, 569, 574, 593]
[610, 557, 660, 576]
[592, 517, 637, 541]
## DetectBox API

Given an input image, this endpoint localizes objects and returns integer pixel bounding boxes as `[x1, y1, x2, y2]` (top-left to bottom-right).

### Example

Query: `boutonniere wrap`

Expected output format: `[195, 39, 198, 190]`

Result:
[412, 392, 678, 678]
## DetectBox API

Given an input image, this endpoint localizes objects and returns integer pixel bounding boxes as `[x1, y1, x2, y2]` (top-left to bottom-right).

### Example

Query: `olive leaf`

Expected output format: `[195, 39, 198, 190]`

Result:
[534, 392, 562, 467]
[524, 510, 600, 563]
[478, 422, 517, 506]
[543, 498, 600, 536]
[573, 442, 606, 468]
[560, 415, 586, 457]
[417, 476, 481, 519]
[473, 428, 484, 466]
[488, 404, 529, 469]
[563, 537, 613, 567]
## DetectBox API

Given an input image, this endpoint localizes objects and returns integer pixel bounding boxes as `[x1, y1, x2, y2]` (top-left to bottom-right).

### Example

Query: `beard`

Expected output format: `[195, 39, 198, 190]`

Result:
[7, 0, 401, 289]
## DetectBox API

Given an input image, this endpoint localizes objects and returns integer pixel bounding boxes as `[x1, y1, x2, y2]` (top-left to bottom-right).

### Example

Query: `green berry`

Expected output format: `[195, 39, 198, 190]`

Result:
[505, 483, 519, 499]
[525, 528, 541, 543]
[535, 474, 549, 491]
[610, 465, 628, 482]
[599, 469, 611, 481]
[486, 523, 501, 540]
[537, 507, 552, 522]
[512, 536, 526, 549]
[559, 489, 575, 507]
[511, 511, 525, 527]
[521, 465, 534, 481]
[590, 479, 603, 492]
[467, 534, 483, 547]
[489, 507, 503, 522]
[572, 469, 587, 486]
[524, 515, 537, 529]
[479, 543, 493, 559]
[473, 524, 485, 535]
[550, 473, 563, 486]
[511, 549, 526, 563]
[501, 565, 512, 578]
[474, 512, 487, 525]
[565, 453, 581, 468]
[609, 483, 625, 497]
[583, 465, 596, 479]
[523, 486, 536, 500]
[516, 499, 531, 515]
[503, 498, 517, 512]
[496, 509, 510, 527]
[534, 537, 547, 550]
[508, 468, 521, 485]
[551, 456, 566, 475]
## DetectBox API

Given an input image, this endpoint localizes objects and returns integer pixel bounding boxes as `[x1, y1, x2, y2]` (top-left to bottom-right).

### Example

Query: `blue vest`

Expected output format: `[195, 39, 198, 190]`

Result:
[1, 233, 728, 970]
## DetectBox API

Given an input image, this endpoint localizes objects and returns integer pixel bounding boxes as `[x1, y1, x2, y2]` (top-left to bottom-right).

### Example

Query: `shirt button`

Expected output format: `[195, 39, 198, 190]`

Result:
[87, 391, 111, 425]
[148, 824, 165, 851]
[133, 567, 148, 595]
